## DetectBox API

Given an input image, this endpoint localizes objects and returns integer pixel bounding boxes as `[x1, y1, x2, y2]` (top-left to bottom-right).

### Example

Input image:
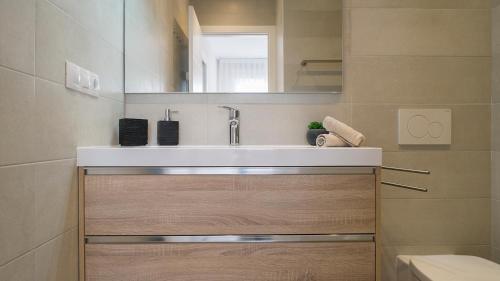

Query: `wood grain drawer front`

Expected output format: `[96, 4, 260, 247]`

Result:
[85, 242, 375, 281]
[85, 174, 375, 235]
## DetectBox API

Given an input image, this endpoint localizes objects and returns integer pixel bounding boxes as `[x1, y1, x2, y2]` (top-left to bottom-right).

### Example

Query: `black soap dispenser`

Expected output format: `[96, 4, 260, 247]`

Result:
[157, 109, 179, 146]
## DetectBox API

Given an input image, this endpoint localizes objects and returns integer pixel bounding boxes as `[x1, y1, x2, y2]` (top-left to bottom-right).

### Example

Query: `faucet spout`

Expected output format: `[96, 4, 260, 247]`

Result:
[219, 106, 240, 145]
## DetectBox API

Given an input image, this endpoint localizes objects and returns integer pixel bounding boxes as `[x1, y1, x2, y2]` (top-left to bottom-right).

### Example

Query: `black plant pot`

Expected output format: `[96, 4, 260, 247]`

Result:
[306, 129, 328, 146]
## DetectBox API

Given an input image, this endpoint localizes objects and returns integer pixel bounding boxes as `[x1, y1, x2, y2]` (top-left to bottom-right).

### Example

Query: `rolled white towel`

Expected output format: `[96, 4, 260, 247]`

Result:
[316, 133, 348, 147]
[323, 116, 366, 147]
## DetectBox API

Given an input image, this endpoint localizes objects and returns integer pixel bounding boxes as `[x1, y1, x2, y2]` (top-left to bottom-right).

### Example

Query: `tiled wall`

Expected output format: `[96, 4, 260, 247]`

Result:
[349, 3, 491, 279]
[125, 0, 189, 93]
[493, 0, 500, 264]
[283, 0, 343, 92]
[0, 0, 124, 280]
[126, 1, 492, 279]
[344, 2, 490, 279]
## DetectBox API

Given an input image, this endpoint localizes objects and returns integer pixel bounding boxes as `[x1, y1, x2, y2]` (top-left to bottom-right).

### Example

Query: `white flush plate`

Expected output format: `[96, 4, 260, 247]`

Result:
[399, 109, 452, 145]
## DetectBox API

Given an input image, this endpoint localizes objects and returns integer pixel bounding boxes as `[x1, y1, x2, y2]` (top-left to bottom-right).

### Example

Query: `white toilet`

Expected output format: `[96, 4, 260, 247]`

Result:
[397, 255, 500, 281]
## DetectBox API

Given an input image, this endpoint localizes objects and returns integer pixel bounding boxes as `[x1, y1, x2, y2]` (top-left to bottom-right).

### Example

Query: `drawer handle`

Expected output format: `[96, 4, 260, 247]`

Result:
[85, 234, 375, 244]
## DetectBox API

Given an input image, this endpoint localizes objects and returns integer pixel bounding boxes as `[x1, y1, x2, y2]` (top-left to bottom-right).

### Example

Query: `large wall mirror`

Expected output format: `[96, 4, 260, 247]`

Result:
[125, 0, 342, 94]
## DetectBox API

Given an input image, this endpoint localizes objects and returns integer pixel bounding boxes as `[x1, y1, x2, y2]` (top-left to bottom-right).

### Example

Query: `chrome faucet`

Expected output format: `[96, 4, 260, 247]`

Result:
[219, 106, 240, 146]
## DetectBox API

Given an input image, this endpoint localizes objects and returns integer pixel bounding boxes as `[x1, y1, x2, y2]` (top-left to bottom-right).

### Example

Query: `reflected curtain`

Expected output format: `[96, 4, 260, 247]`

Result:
[217, 58, 268, 93]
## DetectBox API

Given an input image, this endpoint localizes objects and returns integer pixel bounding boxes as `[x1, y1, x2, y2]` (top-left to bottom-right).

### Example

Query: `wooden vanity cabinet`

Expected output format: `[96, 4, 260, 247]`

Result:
[79, 167, 380, 281]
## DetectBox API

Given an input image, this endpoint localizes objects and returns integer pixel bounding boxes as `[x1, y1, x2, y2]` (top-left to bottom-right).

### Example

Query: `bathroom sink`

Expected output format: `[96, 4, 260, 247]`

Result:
[77, 145, 382, 167]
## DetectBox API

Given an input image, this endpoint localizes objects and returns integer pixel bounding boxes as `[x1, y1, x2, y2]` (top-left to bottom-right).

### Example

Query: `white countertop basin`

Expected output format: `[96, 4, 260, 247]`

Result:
[77, 145, 382, 167]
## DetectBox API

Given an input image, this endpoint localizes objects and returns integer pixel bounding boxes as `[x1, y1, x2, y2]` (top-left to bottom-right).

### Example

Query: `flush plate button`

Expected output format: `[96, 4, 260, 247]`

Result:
[399, 109, 451, 145]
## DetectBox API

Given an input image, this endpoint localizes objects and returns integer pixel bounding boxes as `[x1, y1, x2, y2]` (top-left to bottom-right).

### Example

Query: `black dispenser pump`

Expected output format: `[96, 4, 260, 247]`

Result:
[157, 109, 179, 146]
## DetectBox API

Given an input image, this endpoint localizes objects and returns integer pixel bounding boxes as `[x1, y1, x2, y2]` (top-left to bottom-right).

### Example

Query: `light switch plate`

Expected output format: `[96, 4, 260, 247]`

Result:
[65, 61, 100, 97]
[65, 61, 80, 90]
[398, 109, 452, 145]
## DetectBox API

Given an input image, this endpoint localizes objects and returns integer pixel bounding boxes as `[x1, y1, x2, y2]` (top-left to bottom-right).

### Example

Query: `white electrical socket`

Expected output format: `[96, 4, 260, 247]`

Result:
[89, 73, 100, 91]
[65, 61, 100, 97]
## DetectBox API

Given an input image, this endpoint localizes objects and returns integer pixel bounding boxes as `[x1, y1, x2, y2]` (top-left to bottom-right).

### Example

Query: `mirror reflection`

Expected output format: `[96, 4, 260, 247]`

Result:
[125, 0, 343, 94]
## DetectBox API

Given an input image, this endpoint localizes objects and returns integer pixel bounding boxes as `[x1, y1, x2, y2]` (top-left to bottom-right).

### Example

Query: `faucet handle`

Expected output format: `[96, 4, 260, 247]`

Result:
[218, 106, 240, 119]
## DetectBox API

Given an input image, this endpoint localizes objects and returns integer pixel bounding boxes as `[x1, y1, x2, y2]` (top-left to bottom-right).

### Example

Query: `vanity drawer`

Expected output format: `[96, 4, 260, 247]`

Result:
[85, 242, 375, 281]
[84, 174, 375, 235]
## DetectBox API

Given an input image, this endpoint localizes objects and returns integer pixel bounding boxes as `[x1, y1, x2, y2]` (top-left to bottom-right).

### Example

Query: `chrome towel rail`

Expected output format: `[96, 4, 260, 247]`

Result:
[381, 166, 430, 193]
[382, 166, 430, 175]
[381, 181, 428, 193]
[300, 59, 342, 66]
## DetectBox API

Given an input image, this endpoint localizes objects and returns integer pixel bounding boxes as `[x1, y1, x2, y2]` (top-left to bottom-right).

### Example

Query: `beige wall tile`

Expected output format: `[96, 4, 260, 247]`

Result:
[46, 0, 123, 51]
[35, 229, 77, 281]
[125, 102, 352, 146]
[491, 50, 500, 104]
[34, 160, 77, 247]
[493, 247, 500, 263]
[351, 104, 398, 151]
[64, 13, 124, 102]
[348, 56, 491, 104]
[125, 0, 186, 94]
[75, 95, 122, 147]
[285, 0, 342, 11]
[0, 165, 35, 265]
[382, 151, 490, 199]
[493, 200, 500, 249]
[205, 92, 347, 104]
[352, 104, 491, 152]
[0, 253, 35, 281]
[0, 0, 35, 74]
[124, 58, 161, 93]
[35, 0, 65, 84]
[282, 0, 343, 92]
[0, 67, 37, 166]
[87, 42, 123, 102]
[0, 0, 124, 278]
[492, 0, 500, 266]
[351, 8, 490, 56]
[284, 64, 343, 93]
[381, 198, 490, 246]
[493, 104, 500, 151]
[493, 152, 500, 201]
[450, 105, 491, 151]
[284, 38, 343, 65]
[36, 0, 124, 101]
[493, 6, 500, 48]
[34, 79, 76, 161]
[382, 245, 490, 281]
[346, 0, 489, 9]
[284, 10, 342, 38]
[206, 103, 351, 145]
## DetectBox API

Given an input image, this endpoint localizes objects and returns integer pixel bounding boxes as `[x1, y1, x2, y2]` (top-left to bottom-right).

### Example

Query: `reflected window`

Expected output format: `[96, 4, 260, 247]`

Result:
[202, 34, 269, 93]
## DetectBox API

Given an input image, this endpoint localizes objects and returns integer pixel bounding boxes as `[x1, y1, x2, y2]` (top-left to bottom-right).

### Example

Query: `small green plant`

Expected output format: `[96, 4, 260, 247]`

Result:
[308, 121, 325, 130]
